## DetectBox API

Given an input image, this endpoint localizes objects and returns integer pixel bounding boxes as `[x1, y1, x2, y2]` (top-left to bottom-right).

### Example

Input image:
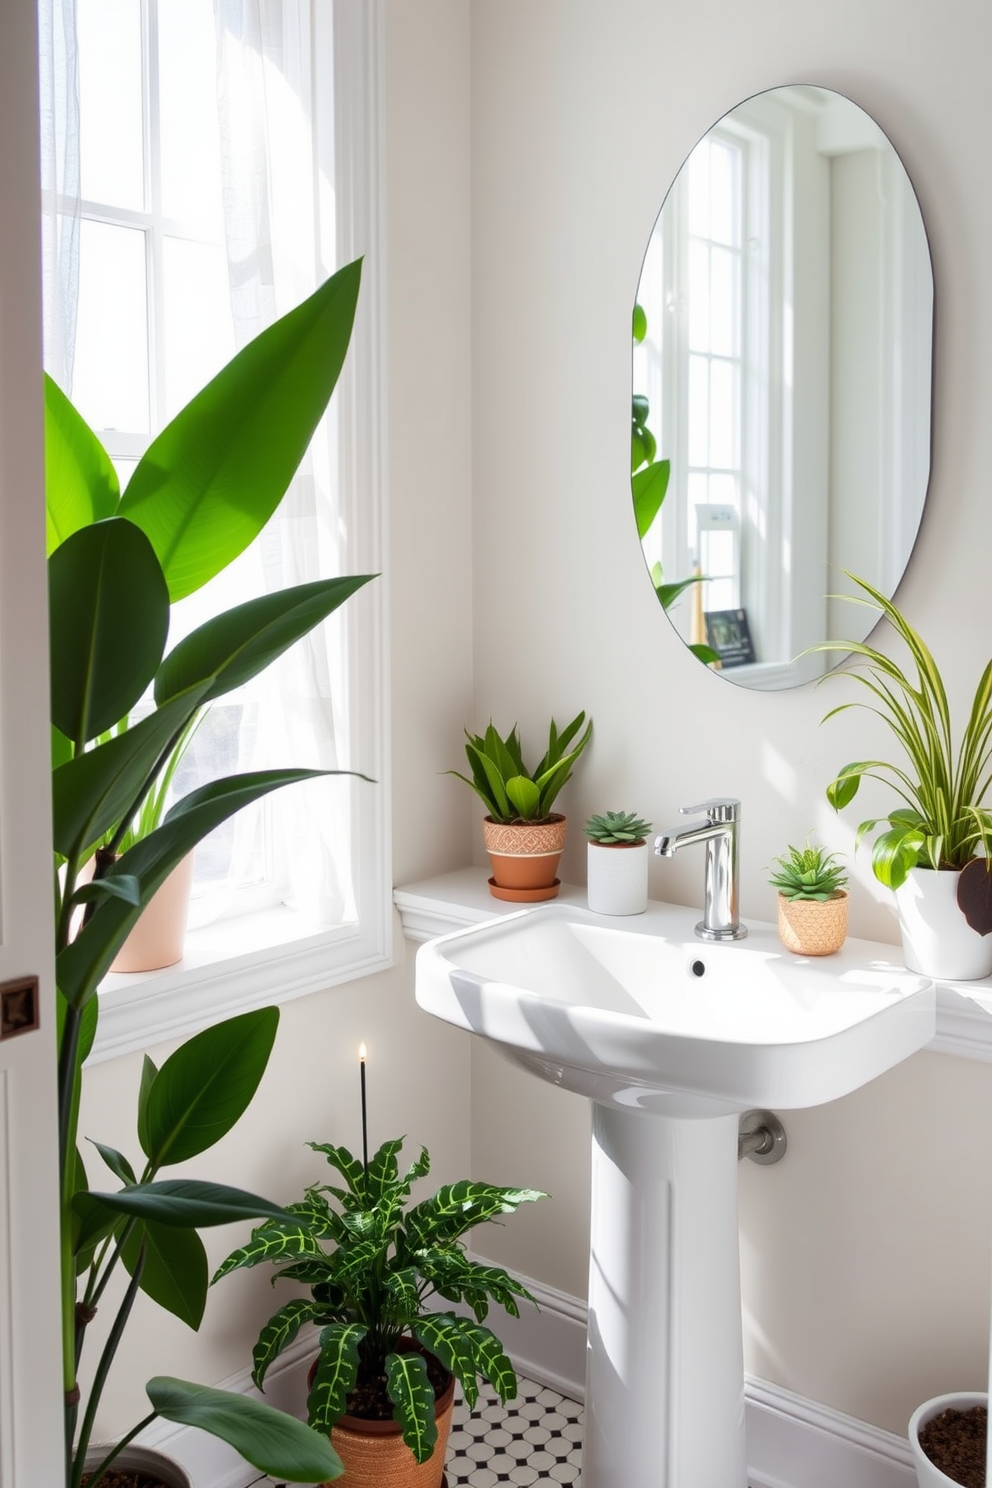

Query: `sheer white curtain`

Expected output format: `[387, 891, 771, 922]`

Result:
[212, 0, 354, 927]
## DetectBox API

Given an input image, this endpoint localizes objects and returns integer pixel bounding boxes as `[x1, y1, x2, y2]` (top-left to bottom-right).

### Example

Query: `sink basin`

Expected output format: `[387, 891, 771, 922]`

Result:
[416, 899, 935, 1116]
[416, 897, 935, 1488]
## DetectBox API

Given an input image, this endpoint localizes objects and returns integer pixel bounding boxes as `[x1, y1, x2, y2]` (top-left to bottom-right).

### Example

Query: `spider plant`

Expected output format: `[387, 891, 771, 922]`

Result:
[817, 573, 992, 888]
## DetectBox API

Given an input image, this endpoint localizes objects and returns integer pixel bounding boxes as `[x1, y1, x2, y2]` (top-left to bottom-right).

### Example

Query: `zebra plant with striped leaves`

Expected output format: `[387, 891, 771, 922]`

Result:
[214, 1138, 546, 1465]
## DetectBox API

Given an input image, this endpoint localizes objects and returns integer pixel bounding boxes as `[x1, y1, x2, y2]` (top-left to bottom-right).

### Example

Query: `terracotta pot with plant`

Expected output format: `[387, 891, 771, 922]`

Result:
[768, 836, 849, 956]
[48, 262, 375, 1488]
[585, 811, 653, 915]
[817, 573, 992, 979]
[449, 713, 592, 901]
[215, 1134, 547, 1488]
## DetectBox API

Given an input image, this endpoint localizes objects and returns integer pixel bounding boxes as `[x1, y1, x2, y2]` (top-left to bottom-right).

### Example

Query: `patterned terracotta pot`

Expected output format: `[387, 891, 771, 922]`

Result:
[482, 814, 567, 901]
[776, 890, 848, 956]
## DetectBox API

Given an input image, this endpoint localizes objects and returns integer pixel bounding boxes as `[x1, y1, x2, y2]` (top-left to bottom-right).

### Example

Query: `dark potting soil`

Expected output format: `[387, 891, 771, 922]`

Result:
[81, 1473, 169, 1488]
[919, 1404, 987, 1487]
[346, 1351, 451, 1421]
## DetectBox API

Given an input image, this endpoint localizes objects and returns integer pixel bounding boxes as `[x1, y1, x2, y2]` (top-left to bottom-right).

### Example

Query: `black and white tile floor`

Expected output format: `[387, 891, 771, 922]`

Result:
[254, 1374, 584, 1486]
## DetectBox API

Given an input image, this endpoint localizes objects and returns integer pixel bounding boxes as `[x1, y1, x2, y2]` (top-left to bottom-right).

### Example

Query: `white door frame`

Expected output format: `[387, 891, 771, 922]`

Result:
[0, 4, 65, 1485]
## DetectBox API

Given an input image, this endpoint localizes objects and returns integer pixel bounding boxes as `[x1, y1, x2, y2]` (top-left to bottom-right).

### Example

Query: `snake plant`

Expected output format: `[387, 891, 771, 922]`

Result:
[450, 712, 592, 823]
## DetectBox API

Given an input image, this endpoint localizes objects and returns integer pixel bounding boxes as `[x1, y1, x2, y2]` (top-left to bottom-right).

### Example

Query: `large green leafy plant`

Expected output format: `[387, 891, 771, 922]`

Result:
[818, 573, 992, 887]
[49, 260, 375, 1487]
[215, 1137, 546, 1465]
[449, 712, 592, 824]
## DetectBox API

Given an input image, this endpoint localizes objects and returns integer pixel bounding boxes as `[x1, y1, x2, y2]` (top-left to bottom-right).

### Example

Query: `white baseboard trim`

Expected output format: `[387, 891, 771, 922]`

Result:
[133, 1272, 917, 1488]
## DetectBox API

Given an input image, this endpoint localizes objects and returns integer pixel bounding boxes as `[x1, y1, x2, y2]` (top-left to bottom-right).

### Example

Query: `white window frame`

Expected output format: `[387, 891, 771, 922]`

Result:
[89, 0, 391, 1064]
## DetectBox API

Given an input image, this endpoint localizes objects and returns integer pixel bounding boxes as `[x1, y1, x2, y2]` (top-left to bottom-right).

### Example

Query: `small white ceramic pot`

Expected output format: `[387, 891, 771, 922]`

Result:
[586, 841, 649, 916]
[908, 1390, 987, 1486]
[895, 867, 992, 981]
[83, 1442, 192, 1487]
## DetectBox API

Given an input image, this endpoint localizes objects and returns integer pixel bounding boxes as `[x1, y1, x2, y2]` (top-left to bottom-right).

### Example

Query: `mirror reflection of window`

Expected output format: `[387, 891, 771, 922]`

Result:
[633, 86, 933, 690]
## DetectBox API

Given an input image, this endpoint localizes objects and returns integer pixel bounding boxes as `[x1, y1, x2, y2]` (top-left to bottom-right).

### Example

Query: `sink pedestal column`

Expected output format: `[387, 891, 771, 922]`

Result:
[584, 1105, 747, 1488]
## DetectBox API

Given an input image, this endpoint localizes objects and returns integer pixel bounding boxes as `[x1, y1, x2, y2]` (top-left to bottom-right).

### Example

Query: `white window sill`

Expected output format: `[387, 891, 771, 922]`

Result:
[90, 904, 393, 1065]
[392, 868, 992, 1065]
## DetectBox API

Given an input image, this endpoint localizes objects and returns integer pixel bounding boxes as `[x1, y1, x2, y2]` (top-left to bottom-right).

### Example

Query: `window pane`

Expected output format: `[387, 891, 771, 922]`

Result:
[687, 355, 710, 467]
[709, 246, 736, 358]
[687, 142, 710, 239]
[688, 240, 710, 353]
[78, 0, 144, 210]
[159, 0, 224, 228]
[73, 221, 149, 433]
[709, 141, 737, 247]
[162, 237, 236, 419]
[709, 361, 736, 469]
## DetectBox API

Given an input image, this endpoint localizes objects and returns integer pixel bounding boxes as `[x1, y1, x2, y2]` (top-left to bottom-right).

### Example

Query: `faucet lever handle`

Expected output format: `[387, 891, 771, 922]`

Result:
[679, 797, 741, 824]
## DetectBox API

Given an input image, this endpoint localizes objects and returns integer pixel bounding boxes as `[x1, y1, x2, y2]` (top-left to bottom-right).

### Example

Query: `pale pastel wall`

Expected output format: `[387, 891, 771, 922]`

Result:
[465, 0, 992, 1438]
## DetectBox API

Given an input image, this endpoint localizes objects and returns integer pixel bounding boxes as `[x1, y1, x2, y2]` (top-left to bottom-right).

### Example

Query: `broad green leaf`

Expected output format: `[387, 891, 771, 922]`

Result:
[52, 726, 72, 772]
[121, 1219, 209, 1329]
[688, 642, 722, 666]
[365, 1136, 404, 1201]
[456, 1320, 517, 1402]
[44, 372, 119, 554]
[384, 1266, 421, 1315]
[632, 458, 670, 540]
[309, 1141, 366, 1195]
[56, 769, 331, 1008]
[141, 1007, 279, 1166]
[52, 682, 213, 860]
[632, 303, 647, 343]
[137, 1054, 158, 1158]
[871, 826, 925, 888]
[826, 765, 865, 811]
[412, 1314, 480, 1408]
[505, 775, 541, 820]
[71, 1191, 119, 1262]
[406, 1181, 546, 1248]
[85, 1178, 295, 1228]
[250, 1298, 317, 1389]
[48, 517, 170, 745]
[212, 1221, 327, 1282]
[307, 1323, 365, 1432]
[119, 260, 362, 601]
[146, 1375, 344, 1482]
[88, 1141, 136, 1186]
[155, 575, 376, 706]
[69, 875, 142, 908]
[655, 574, 704, 610]
[386, 1350, 437, 1464]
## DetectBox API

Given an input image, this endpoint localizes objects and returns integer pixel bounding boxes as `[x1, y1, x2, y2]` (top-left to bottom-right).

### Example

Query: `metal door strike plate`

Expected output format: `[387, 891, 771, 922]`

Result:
[0, 976, 40, 1039]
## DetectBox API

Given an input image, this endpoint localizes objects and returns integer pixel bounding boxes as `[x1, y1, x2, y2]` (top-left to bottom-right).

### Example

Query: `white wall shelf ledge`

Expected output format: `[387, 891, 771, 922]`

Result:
[394, 869, 992, 1065]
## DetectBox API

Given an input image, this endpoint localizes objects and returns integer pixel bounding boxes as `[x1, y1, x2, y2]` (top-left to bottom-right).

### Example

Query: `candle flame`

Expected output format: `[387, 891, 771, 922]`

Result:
[359, 1042, 367, 1062]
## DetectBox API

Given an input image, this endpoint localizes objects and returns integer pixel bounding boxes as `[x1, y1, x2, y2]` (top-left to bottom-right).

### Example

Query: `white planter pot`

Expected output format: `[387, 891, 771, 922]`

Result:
[586, 841, 649, 916]
[908, 1390, 987, 1486]
[895, 867, 992, 981]
[83, 1442, 192, 1487]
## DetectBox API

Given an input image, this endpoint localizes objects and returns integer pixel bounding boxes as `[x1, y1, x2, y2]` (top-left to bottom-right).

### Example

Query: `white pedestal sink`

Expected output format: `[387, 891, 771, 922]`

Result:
[415, 900, 935, 1488]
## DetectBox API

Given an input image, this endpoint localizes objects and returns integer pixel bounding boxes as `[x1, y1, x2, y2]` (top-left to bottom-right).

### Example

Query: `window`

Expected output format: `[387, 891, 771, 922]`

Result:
[40, 0, 390, 1059]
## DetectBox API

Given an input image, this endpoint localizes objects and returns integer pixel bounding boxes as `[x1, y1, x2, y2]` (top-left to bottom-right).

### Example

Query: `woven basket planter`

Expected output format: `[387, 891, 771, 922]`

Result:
[777, 890, 848, 956]
[482, 814, 566, 901]
[309, 1349, 455, 1488]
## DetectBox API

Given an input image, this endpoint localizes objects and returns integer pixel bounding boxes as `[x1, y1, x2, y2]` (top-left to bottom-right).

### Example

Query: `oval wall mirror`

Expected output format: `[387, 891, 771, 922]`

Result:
[632, 85, 933, 689]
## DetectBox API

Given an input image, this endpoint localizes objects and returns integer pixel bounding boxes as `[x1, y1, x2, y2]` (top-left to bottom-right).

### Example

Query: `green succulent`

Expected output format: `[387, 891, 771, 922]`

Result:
[449, 711, 592, 823]
[585, 811, 652, 845]
[768, 837, 848, 901]
[215, 1138, 546, 1466]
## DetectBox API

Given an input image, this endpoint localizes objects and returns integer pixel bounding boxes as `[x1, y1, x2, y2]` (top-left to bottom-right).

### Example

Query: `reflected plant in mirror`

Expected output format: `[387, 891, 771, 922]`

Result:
[632, 85, 933, 689]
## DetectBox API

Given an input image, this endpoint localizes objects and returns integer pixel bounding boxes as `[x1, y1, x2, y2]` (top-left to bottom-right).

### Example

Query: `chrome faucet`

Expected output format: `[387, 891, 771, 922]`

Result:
[654, 798, 747, 942]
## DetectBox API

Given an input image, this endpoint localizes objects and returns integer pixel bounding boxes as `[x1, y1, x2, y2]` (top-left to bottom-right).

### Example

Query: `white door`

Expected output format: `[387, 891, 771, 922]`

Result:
[0, 3, 66, 1485]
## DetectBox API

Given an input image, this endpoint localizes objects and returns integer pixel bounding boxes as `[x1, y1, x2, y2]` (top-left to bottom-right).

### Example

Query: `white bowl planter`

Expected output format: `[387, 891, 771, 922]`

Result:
[895, 867, 992, 981]
[908, 1390, 988, 1486]
[83, 1442, 192, 1488]
[586, 841, 649, 916]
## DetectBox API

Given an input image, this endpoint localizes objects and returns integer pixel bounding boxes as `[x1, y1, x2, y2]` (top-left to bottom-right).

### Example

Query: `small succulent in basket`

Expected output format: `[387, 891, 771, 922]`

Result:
[768, 837, 848, 901]
[584, 810, 653, 845]
[769, 836, 849, 956]
[214, 1137, 547, 1468]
